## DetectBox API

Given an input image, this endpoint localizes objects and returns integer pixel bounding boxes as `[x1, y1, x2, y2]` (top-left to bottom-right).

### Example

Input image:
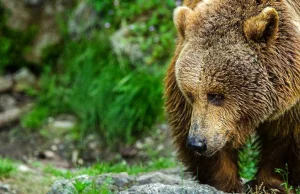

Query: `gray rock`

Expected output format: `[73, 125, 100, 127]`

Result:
[48, 179, 78, 194]
[0, 182, 16, 194]
[97, 172, 133, 188]
[0, 77, 13, 93]
[68, 1, 98, 38]
[0, 94, 16, 111]
[119, 183, 226, 194]
[13, 68, 36, 92]
[136, 172, 190, 186]
[0, 103, 32, 127]
[110, 25, 145, 65]
[48, 169, 227, 193]
[46, 115, 78, 138]
[17, 164, 32, 173]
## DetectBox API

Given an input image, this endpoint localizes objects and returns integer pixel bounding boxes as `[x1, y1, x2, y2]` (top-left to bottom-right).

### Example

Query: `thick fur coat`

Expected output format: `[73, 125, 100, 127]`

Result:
[164, 0, 300, 192]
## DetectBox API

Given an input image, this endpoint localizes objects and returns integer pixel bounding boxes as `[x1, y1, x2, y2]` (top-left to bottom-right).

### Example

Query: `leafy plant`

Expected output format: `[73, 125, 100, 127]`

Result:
[275, 164, 293, 194]
[74, 179, 92, 193]
[239, 136, 260, 180]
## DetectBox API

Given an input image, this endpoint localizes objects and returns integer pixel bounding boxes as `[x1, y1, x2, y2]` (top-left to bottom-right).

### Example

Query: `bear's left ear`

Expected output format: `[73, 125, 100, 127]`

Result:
[174, 6, 193, 37]
[244, 7, 279, 43]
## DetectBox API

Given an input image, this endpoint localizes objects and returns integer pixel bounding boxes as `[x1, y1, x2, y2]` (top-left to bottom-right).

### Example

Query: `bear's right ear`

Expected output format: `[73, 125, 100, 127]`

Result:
[174, 6, 192, 37]
[244, 7, 279, 43]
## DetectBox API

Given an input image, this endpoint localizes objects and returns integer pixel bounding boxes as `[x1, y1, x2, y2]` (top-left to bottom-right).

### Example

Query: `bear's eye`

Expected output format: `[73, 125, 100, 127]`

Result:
[207, 93, 224, 106]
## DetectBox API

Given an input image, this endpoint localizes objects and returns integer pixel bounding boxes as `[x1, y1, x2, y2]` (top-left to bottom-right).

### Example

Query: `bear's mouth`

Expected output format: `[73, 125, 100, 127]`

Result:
[197, 149, 220, 157]
[192, 147, 221, 157]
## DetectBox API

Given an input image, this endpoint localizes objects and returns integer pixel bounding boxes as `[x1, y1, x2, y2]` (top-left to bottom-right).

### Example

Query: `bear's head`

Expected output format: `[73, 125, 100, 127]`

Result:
[173, 0, 299, 156]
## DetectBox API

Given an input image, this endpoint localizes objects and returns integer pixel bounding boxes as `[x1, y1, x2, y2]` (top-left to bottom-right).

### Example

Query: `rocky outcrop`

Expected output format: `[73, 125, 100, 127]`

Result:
[68, 1, 98, 38]
[110, 25, 146, 65]
[120, 183, 225, 194]
[48, 168, 226, 194]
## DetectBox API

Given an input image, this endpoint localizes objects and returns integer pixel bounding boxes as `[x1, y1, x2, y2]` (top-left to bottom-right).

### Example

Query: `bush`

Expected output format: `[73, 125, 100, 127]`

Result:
[0, 158, 16, 178]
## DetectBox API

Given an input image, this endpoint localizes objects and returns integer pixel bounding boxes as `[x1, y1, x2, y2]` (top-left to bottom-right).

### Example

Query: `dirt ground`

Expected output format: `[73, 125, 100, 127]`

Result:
[0, 121, 175, 168]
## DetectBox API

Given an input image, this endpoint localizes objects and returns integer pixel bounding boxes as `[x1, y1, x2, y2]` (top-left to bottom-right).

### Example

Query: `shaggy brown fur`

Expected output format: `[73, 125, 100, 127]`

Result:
[165, 0, 300, 193]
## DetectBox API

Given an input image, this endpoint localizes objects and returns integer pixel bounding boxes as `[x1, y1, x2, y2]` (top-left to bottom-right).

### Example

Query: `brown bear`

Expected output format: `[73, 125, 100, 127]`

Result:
[164, 0, 300, 193]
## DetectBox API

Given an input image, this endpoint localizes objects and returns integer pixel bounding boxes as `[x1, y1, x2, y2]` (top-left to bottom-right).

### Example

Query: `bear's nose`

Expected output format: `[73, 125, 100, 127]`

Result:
[186, 136, 207, 154]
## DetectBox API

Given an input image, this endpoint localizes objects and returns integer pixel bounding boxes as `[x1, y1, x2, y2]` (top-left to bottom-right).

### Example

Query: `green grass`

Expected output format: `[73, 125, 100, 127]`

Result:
[44, 157, 176, 179]
[0, 157, 16, 178]
[21, 106, 50, 130]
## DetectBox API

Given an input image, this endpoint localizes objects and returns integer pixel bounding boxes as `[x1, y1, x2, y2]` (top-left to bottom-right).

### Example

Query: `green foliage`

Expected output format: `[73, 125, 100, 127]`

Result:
[21, 106, 49, 130]
[238, 136, 260, 180]
[0, 157, 16, 178]
[74, 179, 91, 193]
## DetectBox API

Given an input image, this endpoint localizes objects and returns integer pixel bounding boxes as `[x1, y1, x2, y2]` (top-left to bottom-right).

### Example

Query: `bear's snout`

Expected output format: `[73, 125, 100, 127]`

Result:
[186, 135, 207, 154]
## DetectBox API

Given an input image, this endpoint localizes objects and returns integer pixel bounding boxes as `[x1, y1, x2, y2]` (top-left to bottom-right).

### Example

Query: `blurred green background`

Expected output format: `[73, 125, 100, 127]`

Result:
[0, 0, 177, 144]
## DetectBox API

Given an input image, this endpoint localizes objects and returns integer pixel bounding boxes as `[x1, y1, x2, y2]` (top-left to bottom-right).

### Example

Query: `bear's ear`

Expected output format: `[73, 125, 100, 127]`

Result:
[244, 7, 279, 43]
[174, 6, 192, 37]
